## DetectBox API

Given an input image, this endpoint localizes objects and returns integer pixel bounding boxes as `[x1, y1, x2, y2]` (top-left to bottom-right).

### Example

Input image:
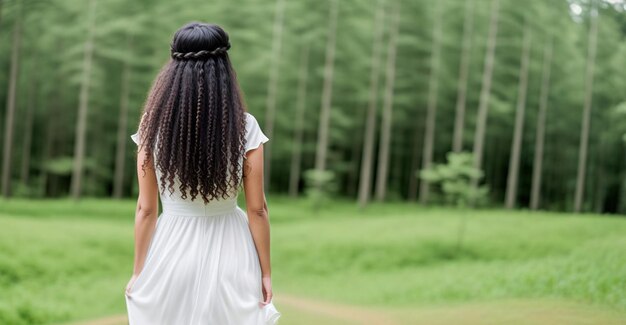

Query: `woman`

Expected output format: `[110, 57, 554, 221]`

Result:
[124, 22, 281, 324]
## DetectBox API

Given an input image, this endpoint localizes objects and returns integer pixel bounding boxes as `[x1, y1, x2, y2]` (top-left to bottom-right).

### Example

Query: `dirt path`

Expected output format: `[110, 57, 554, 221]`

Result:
[63, 294, 398, 325]
[279, 294, 398, 325]
[62, 296, 626, 325]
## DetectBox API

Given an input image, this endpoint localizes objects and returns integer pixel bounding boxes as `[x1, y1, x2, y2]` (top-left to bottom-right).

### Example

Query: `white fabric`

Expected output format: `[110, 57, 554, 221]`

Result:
[125, 112, 278, 324]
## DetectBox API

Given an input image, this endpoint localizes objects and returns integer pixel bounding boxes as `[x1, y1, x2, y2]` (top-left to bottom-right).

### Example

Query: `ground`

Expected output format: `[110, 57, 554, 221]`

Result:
[1, 197, 625, 324]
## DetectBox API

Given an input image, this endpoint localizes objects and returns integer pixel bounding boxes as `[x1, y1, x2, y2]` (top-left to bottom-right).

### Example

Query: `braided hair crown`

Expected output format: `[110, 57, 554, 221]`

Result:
[170, 22, 231, 60]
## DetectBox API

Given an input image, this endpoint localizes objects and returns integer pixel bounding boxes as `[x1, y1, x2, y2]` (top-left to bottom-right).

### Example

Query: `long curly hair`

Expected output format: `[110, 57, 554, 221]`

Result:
[136, 22, 247, 203]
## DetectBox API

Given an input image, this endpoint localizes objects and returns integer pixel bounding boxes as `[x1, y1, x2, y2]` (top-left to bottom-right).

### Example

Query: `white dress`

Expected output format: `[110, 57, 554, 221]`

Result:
[125, 112, 281, 325]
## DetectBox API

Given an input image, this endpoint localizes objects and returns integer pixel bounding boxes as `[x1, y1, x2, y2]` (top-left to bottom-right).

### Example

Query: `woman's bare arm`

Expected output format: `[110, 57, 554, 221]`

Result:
[132, 144, 159, 275]
[243, 144, 273, 303]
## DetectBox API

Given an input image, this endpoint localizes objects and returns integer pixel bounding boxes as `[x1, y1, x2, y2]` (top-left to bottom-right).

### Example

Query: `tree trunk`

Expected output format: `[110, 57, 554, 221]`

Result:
[0, 0, 4, 33]
[505, 22, 532, 209]
[471, 0, 500, 190]
[574, 1, 599, 213]
[113, 34, 133, 199]
[1, 5, 22, 197]
[358, 0, 385, 208]
[347, 116, 364, 198]
[452, 0, 475, 152]
[407, 130, 421, 201]
[20, 71, 37, 186]
[374, 2, 400, 201]
[263, 0, 286, 191]
[71, 0, 97, 200]
[39, 39, 66, 197]
[530, 38, 553, 210]
[314, 0, 338, 173]
[288, 45, 309, 197]
[418, 1, 443, 204]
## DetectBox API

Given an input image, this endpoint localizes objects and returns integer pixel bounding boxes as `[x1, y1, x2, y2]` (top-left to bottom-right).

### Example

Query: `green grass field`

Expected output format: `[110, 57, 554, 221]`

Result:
[1, 197, 625, 324]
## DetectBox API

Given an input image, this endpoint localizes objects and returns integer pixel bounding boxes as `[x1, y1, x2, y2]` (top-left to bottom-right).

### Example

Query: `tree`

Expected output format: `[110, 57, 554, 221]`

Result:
[314, 0, 338, 173]
[574, 0, 599, 213]
[70, 0, 98, 200]
[357, 0, 385, 208]
[263, 0, 286, 191]
[419, 152, 488, 251]
[20, 63, 37, 188]
[418, 0, 443, 204]
[113, 33, 133, 199]
[471, 0, 500, 191]
[1, 2, 22, 197]
[504, 21, 532, 209]
[452, 0, 475, 153]
[530, 37, 553, 210]
[375, 1, 400, 201]
[288, 45, 309, 197]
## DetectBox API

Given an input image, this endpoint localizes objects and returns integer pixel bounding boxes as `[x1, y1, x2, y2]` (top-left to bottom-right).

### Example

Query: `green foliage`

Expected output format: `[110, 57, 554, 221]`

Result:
[1, 0, 626, 213]
[42, 157, 74, 176]
[302, 168, 338, 211]
[418, 152, 489, 207]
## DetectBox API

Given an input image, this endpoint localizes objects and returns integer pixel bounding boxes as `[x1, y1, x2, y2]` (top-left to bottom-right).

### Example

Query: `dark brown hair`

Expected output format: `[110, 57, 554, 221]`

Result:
[136, 22, 247, 203]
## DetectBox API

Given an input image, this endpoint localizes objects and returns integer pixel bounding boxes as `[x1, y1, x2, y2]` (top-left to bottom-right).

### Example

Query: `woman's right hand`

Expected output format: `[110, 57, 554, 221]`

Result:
[261, 276, 273, 305]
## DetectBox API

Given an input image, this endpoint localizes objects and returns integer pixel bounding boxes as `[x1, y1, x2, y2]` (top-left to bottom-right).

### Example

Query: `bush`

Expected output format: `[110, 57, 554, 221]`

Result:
[302, 168, 338, 212]
[418, 152, 489, 207]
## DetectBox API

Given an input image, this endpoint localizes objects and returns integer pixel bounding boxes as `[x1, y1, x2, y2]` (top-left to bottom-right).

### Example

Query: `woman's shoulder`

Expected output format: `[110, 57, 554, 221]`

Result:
[244, 111, 256, 121]
[244, 112, 261, 130]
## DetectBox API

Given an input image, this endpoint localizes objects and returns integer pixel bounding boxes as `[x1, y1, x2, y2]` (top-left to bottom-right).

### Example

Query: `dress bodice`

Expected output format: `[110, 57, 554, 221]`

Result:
[130, 112, 269, 217]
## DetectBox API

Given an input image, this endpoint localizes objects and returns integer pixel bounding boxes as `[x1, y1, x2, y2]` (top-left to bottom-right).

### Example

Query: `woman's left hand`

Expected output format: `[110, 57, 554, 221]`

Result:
[125, 274, 139, 296]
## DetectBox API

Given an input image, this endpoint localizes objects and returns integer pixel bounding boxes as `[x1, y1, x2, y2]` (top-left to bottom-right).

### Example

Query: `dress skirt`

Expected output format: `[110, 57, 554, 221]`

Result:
[124, 199, 281, 324]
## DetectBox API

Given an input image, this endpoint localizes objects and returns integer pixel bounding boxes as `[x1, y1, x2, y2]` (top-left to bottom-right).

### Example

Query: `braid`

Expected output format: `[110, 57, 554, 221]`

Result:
[205, 58, 218, 199]
[196, 60, 212, 203]
[171, 43, 231, 61]
[184, 74, 196, 199]
[218, 59, 232, 198]
[156, 63, 184, 196]
[215, 59, 230, 199]
[192, 60, 205, 201]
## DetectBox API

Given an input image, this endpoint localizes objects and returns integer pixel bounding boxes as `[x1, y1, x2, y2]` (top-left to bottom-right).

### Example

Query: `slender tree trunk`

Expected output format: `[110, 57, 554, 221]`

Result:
[530, 38, 553, 210]
[407, 130, 420, 201]
[358, 0, 385, 208]
[0, 0, 4, 33]
[594, 168, 605, 213]
[418, 1, 443, 204]
[113, 34, 133, 199]
[40, 107, 56, 196]
[39, 40, 65, 197]
[1, 6, 22, 197]
[347, 117, 364, 197]
[505, 22, 532, 209]
[20, 73, 37, 186]
[619, 146, 626, 214]
[471, 0, 500, 190]
[288, 45, 309, 197]
[314, 0, 338, 173]
[374, 2, 400, 201]
[452, 0, 475, 152]
[71, 0, 97, 200]
[574, 1, 599, 213]
[263, 0, 286, 192]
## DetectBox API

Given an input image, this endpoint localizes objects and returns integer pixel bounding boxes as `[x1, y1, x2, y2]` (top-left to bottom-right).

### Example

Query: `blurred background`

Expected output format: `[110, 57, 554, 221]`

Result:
[1, 0, 626, 324]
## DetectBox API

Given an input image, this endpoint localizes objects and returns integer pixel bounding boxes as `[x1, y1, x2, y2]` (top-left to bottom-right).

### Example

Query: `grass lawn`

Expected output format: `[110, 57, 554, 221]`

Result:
[0, 196, 625, 324]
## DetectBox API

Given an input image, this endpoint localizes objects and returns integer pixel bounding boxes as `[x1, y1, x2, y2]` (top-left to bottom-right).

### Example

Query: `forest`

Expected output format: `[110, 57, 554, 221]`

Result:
[0, 0, 625, 214]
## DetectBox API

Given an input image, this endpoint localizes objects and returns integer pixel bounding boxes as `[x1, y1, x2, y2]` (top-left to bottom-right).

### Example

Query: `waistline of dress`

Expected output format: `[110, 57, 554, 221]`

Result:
[161, 199, 239, 217]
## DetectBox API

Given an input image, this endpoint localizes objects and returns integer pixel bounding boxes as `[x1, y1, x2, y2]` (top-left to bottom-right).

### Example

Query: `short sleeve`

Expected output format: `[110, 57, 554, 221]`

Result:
[131, 112, 148, 146]
[244, 112, 269, 158]
[130, 131, 140, 146]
